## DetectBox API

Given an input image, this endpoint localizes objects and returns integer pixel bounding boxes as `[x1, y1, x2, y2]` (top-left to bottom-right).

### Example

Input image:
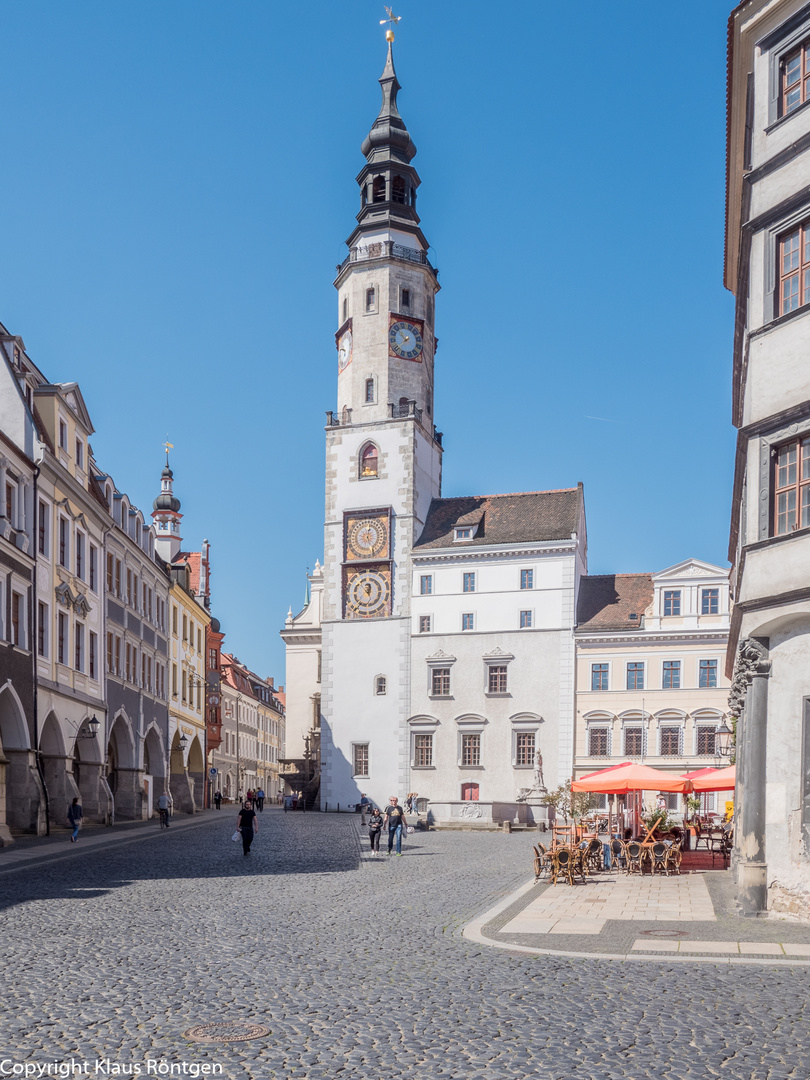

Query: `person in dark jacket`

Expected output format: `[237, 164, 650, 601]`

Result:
[367, 808, 383, 856]
[68, 798, 83, 843]
[237, 799, 258, 855]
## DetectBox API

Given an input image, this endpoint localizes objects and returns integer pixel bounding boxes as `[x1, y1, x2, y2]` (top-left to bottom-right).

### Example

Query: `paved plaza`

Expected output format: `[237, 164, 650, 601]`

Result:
[1, 811, 810, 1080]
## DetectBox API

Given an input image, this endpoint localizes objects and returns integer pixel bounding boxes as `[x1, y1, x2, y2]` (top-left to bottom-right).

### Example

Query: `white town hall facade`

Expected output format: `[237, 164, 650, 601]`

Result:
[281, 37, 588, 824]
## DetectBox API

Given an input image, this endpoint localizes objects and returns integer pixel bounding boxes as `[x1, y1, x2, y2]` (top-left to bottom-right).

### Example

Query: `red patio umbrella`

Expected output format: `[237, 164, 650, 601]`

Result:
[681, 767, 719, 780]
[571, 762, 694, 794]
[690, 765, 736, 792]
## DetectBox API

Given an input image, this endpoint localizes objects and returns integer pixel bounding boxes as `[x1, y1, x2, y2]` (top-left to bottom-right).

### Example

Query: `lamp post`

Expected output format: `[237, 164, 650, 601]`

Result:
[714, 718, 735, 764]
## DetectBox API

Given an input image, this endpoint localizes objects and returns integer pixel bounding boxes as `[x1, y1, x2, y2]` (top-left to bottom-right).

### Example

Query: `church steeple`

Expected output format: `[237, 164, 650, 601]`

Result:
[348, 41, 427, 252]
[151, 449, 183, 562]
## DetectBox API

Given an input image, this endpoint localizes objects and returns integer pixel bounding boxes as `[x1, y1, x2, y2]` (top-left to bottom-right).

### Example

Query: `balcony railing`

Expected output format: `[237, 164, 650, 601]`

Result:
[335, 241, 437, 277]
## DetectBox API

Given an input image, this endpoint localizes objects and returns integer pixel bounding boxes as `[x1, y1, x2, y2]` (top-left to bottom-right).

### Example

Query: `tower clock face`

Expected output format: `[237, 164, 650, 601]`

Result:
[345, 567, 392, 618]
[388, 319, 423, 361]
[337, 328, 353, 372]
[347, 516, 389, 560]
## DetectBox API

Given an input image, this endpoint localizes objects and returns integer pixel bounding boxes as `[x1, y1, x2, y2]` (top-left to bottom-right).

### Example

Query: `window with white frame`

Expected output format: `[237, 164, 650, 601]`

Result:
[58, 517, 69, 568]
[663, 590, 681, 616]
[431, 668, 450, 696]
[515, 731, 535, 766]
[463, 572, 475, 593]
[588, 727, 611, 757]
[696, 725, 717, 756]
[38, 500, 49, 557]
[461, 733, 480, 767]
[57, 613, 67, 665]
[461, 613, 474, 631]
[10, 590, 24, 647]
[662, 660, 681, 690]
[74, 622, 84, 672]
[38, 602, 48, 657]
[59, 419, 68, 451]
[701, 588, 719, 615]
[454, 527, 474, 541]
[592, 664, 609, 691]
[420, 575, 432, 595]
[413, 733, 433, 767]
[519, 610, 532, 629]
[353, 743, 369, 776]
[623, 725, 644, 757]
[75, 531, 85, 580]
[659, 725, 682, 757]
[419, 615, 431, 633]
[487, 665, 508, 693]
[520, 569, 533, 590]
[699, 659, 718, 689]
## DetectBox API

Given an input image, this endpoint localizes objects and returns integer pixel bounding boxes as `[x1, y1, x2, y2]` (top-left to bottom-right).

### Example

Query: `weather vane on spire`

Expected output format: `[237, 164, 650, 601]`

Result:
[380, 6, 401, 43]
[163, 437, 174, 464]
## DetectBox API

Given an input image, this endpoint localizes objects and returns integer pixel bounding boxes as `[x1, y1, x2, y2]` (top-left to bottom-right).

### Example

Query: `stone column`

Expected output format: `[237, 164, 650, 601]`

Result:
[729, 637, 771, 916]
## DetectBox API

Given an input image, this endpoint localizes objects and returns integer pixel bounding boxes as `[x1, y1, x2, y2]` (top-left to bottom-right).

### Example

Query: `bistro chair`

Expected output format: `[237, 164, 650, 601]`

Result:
[609, 838, 627, 873]
[710, 829, 732, 868]
[533, 844, 553, 882]
[585, 837, 604, 874]
[665, 843, 682, 876]
[693, 824, 712, 852]
[551, 847, 576, 886]
[651, 841, 668, 876]
[625, 840, 645, 875]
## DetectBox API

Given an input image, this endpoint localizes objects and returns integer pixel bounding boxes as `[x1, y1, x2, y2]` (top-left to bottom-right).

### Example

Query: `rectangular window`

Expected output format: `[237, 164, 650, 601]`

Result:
[75, 532, 84, 580]
[74, 624, 84, 671]
[515, 732, 535, 766]
[133, 574, 139, 610]
[141, 655, 146, 689]
[701, 588, 719, 615]
[38, 501, 48, 556]
[107, 552, 114, 591]
[57, 613, 67, 665]
[197, 628, 202, 653]
[624, 726, 643, 757]
[461, 613, 474, 631]
[59, 518, 68, 567]
[183, 614, 188, 641]
[365, 287, 375, 312]
[520, 569, 533, 590]
[660, 726, 681, 757]
[172, 606, 178, 635]
[461, 733, 480, 767]
[431, 668, 450, 696]
[696, 726, 716, 755]
[353, 744, 369, 777]
[626, 662, 644, 690]
[454, 527, 472, 540]
[365, 378, 374, 403]
[89, 545, 97, 591]
[107, 632, 114, 673]
[662, 660, 681, 690]
[414, 733, 433, 767]
[663, 590, 681, 616]
[75, 438, 83, 468]
[115, 559, 121, 597]
[38, 602, 47, 656]
[774, 436, 810, 534]
[588, 728, 610, 757]
[127, 570, 133, 606]
[209, 648, 218, 669]
[420, 575, 432, 595]
[115, 636, 121, 675]
[419, 615, 431, 633]
[126, 643, 133, 683]
[463, 572, 475, 593]
[699, 659, 718, 688]
[11, 592, 21, 646]
[172, 664, 178, 697]
[782, 40, 810, 116]
[519, 610, 532, 629]
[89, 632, 96, 679]
[780, 223, 810, 315]
[59, 420, 67, 451]
[488, 665, 508, 693]
[591, 663, 609, 691]
[401, 288, 411, 311]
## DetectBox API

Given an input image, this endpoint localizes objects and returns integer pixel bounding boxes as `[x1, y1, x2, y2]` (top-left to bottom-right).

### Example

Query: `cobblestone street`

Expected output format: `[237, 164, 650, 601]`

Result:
[1, 811, 809, 1080]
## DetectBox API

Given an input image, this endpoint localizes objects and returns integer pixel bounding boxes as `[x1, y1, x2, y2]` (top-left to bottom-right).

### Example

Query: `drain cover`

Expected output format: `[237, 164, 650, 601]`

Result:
[640, 929, 689, 938]
[183, 1022, 270, 1043]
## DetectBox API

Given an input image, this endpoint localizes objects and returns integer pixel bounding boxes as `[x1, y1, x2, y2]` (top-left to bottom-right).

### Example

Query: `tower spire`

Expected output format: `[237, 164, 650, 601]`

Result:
[361, 40, 415, 167]
[151, 446, 183, 562]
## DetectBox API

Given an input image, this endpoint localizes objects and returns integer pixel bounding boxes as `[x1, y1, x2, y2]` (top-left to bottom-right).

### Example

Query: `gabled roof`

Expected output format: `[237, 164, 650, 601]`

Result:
[576, 574, 654, 633]
[174, 551, 202, 593]
[414, 486, 582, 550]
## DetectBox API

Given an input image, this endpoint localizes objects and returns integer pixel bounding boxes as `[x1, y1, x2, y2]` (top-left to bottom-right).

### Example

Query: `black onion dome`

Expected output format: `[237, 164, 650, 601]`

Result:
[153, 492, 181, 512]
[210, 616, 221, 633]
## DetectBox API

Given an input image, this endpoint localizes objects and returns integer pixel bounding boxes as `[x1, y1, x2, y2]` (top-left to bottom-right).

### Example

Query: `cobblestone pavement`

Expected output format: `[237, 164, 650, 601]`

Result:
[1, 811, 809, 1080]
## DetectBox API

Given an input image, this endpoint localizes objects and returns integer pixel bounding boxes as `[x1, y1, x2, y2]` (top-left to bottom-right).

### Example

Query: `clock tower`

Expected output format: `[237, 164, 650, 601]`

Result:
[320, 35, 443, 808]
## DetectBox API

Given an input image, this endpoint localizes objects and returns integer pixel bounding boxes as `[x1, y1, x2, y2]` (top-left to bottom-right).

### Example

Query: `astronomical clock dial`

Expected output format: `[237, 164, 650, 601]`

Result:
[347, 515, 389, 560]
[337, 327, 353, 372]
[388, 318, 423, 361]
[345, 566, 391, 618]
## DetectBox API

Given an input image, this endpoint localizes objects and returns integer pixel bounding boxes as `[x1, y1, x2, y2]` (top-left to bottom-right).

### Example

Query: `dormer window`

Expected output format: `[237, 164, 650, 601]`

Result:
[360, 443, 378, 478]
[663, 590, 681, 616]
[454, 527, 474, 541]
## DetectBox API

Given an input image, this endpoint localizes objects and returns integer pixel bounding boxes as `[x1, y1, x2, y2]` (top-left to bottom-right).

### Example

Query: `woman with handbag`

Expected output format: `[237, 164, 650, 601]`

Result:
[237, 798, 258, 856]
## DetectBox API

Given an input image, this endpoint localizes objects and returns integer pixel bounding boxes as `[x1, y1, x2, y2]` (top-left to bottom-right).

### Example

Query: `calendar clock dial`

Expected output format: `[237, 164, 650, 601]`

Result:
[347, 515, 389, 560]
[344, 566, 391, 618]
[388, 317, 423, 361]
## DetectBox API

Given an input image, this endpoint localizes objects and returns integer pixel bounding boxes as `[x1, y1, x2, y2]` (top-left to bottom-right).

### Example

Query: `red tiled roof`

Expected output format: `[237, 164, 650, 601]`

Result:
[173, 551, 202, 593]
[576, 574, 653, 632]
[414, 486, 582, 549]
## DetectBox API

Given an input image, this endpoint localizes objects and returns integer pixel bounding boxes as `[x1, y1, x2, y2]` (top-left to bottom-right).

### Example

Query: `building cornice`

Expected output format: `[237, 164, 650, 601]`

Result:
[575, 630, 729, 647]
[412, 541, 577, 564]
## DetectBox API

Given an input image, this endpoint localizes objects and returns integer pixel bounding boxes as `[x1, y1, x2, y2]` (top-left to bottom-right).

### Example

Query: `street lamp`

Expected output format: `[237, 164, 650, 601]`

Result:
[714, 718, 734, 762]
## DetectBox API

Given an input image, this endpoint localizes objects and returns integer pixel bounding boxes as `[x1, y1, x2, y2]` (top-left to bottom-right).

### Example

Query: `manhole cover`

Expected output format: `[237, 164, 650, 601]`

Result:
[640, 929, 689, 938]
[183, 1022, 270, 1043]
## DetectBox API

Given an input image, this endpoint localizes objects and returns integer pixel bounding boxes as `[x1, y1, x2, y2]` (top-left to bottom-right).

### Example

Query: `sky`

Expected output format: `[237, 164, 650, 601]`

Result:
[0, 1, 736, 679]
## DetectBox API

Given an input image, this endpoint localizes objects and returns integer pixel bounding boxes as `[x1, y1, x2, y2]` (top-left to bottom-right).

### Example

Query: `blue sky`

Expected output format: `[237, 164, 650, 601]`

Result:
[0, 1, 735, 679]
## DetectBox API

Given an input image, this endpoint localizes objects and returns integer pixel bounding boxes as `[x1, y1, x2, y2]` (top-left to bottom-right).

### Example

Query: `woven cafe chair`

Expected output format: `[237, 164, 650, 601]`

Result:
[609, 838, 628, 873]
[665, 843, 682, 875]
[625, 840, 644, 875]
[533, 844, 553, 882]
[551, 847, 576, 886]
[651, 841, 668, 875]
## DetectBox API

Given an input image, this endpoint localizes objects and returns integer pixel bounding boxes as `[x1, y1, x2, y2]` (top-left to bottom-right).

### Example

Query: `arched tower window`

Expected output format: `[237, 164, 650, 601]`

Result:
[360, 443, 378, 478]
[392, 176, 406, 204]
[372, 175, 386, 203]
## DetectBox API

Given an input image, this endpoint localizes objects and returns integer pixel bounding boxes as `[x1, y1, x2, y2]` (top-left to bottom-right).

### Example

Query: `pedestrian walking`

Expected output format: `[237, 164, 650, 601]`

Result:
[214, 790, 222, 810]
[367, 807, 383, 855]
[157, 791, 171, 827]
[237, 798, 258, 855]
[256, 788, 265, 812]
[383, 795, 406, 856]
[67, 797, 83, 842]
[246, 788, 254, 806]
[358, 792, 372, 824]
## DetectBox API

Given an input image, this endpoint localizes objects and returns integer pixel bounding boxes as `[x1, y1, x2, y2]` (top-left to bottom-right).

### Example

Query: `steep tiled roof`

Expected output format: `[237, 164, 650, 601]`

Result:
[174, 551, 201, 593]
[414, 486, 582, 550]
[576, 574, 653, 632]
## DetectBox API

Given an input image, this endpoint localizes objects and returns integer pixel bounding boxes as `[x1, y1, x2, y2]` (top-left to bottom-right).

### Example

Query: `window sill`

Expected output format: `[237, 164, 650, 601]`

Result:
[765, 96, 810, 135]
[411, 765, 436, 770]
[512, 765, 534, 770]
[458, 764, 484, 770]
[485, 692, 512, 698]
[429, 695, 454, 701]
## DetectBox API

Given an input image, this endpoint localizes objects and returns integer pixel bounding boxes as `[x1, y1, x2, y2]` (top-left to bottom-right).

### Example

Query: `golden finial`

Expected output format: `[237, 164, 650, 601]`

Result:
[380, 6, 401, 43]
[163, 437, 174, 463]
